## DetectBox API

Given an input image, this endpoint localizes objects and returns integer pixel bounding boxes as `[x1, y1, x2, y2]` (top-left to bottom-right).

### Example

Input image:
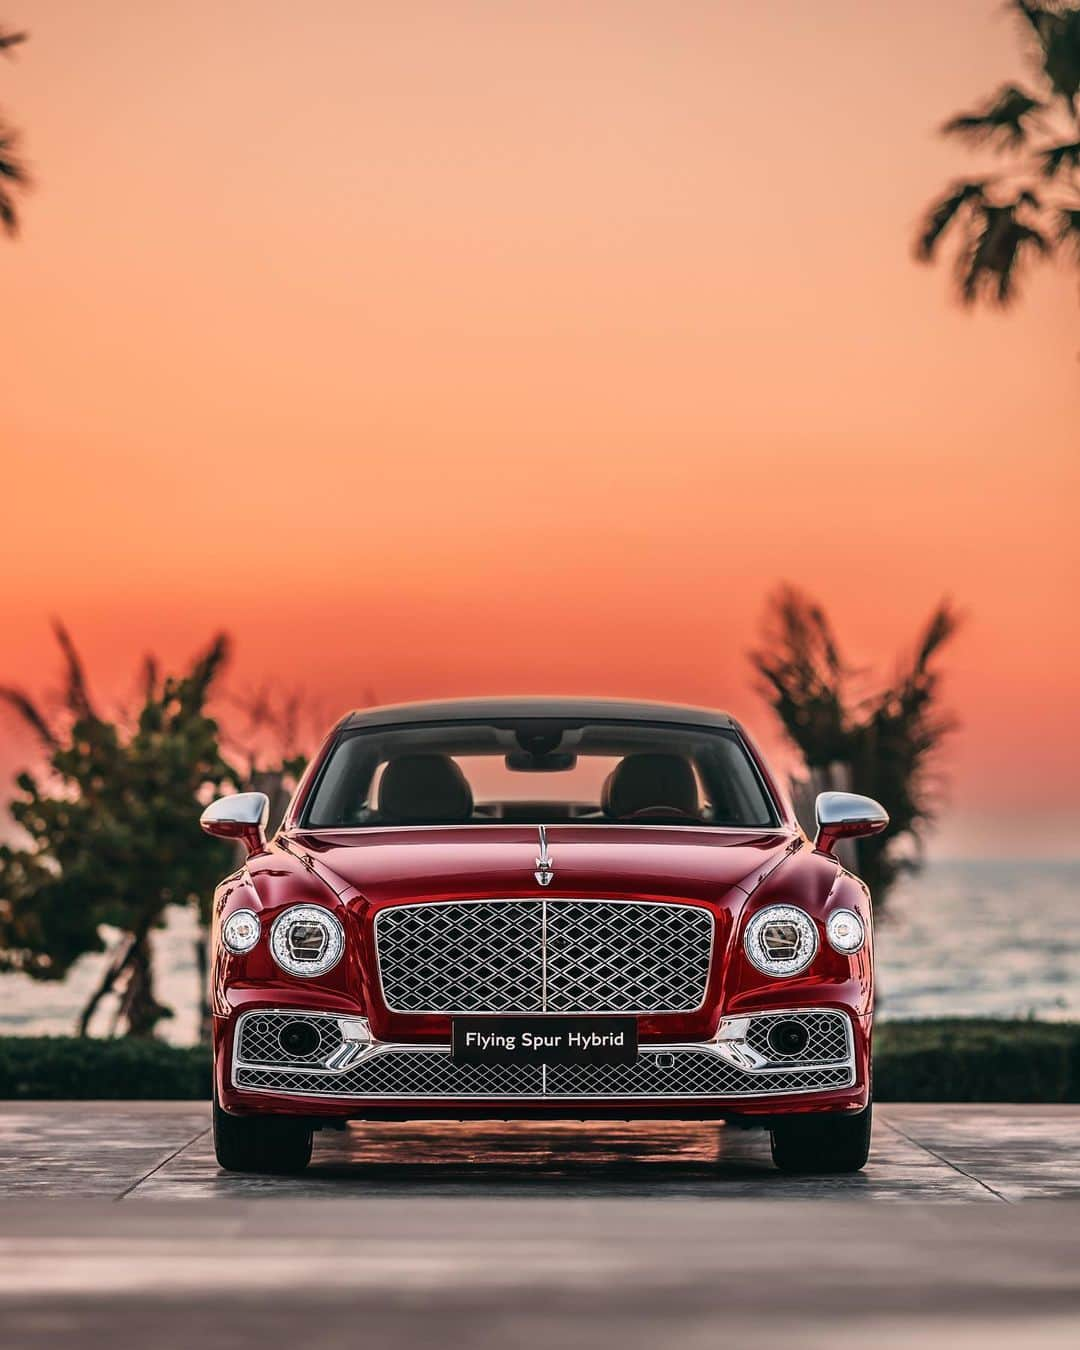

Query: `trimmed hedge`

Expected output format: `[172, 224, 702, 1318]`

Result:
[875, 1018, 1079, 1103]
[0, 1035, 210, 1100]
[0, 1020, 1076, 1101]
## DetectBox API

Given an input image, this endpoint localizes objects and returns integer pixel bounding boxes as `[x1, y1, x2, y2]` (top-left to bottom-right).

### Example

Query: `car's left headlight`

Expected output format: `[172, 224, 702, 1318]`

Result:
[270, 905, 345, 978]
[744, 905, 818, 977]
[221, 908, 261, 954]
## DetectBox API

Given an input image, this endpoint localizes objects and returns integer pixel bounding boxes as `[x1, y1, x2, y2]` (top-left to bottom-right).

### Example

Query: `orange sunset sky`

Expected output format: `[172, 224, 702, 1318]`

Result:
[2, 1, 1077, 857]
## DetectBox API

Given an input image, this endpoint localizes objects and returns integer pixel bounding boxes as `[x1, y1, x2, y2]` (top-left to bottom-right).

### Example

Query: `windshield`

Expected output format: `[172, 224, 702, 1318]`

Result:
[301, 718, 779, 829]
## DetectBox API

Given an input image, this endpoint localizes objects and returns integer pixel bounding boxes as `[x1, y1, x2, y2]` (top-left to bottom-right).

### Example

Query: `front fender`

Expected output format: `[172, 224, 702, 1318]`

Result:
[723, 845, 874, 1018]
[210, 840, 361, 1020]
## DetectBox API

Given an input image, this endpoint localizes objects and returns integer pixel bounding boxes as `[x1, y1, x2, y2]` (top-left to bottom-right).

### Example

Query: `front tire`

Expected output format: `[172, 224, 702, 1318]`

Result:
[770, 1100, 872, 1174]
[213, 1091, 313, 1174]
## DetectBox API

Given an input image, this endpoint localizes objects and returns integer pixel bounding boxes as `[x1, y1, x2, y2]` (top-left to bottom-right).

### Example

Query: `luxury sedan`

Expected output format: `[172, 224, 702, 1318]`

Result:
[201, 699, 887, 1175]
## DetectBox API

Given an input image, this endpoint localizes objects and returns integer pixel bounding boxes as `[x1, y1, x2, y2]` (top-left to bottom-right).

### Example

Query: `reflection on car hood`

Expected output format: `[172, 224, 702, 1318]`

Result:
[284, 824, 802, 906]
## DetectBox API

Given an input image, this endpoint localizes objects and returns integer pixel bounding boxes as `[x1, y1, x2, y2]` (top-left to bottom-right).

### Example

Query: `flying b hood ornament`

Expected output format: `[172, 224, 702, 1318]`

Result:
[534, 825, 554, 887]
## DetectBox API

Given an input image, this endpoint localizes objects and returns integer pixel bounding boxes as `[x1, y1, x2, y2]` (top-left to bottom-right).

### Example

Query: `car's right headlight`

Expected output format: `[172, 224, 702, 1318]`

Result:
[826, 908, 866, 954]
[743, 905, 818, 977]
[270, 905, 345, 978]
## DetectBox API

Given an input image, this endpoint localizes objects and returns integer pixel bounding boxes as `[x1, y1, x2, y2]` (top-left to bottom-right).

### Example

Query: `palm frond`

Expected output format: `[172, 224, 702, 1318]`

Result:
[50, 621, 98, 721]
[1013, 2, 1080, 109]
[956, 200, 1051, 305]
[0, 183, 15, 235]
[911, 601, 964, 674]
[941, 84, 1044, 147]
[1015, 1, 1056, 41]
[0, 686, 59, 749]
[184, 633, 231, 704]
[141, 656, 159, 704]
[749, 586, 851, 769]
[0, 128, 28, 168]
[915, 181, 986, 260]
[1040, 139, 1080, 175]
[1058, 206, 1080, 255]
[0, 128, 27, 236]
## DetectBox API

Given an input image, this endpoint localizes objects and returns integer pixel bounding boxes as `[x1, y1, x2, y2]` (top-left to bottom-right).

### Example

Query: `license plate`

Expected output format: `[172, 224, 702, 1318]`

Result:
[452, 1016, 638, 1065]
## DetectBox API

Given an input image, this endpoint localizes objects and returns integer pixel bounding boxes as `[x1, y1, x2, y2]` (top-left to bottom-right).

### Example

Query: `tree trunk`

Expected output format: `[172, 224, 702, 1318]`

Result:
[77, 935, 136, 1037]
[118, 931, 171, 1038]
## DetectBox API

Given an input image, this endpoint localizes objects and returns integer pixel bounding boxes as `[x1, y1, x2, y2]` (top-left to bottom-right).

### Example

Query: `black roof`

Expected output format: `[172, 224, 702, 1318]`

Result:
[341, 697, 738, 732]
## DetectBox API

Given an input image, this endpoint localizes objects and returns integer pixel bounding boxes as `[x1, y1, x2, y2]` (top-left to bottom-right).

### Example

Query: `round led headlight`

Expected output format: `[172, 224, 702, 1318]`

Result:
[826, 908, 866, 954]
[221, 908, 260, 955]
[744, 905, 818, 977]
[270, 905, 345, 978]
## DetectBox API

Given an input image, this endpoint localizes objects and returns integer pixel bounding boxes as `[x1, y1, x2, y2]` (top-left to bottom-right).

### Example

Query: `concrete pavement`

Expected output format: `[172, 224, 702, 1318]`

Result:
[2, 1101, 1080, 1200]
[1, 1104, 1078, 1348]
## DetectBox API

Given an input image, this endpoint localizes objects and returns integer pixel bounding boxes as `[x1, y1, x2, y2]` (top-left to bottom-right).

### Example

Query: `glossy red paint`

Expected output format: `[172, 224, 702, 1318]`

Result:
[209, 703, 876, 1128]
[201, 814, 266, 856]
[815, 814, 887, 859]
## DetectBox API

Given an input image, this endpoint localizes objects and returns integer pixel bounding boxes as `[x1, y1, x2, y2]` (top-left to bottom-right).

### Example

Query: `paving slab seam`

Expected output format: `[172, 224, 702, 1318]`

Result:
[117, 1128, 211, 1201]
[880, 1116, 1012, 1203]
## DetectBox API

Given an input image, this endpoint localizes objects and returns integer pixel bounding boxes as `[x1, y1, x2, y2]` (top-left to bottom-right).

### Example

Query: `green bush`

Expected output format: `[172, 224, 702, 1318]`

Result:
[0, 1035, 210, 1099]
[0, 1020, 1076, 1101]
[875, 1019, 1079, 1102]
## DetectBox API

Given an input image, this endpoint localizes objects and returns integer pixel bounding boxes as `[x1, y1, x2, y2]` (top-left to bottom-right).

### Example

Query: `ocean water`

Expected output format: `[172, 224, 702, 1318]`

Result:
[0, 860, 1076, 1044]
[876, 860, 1079, 1022]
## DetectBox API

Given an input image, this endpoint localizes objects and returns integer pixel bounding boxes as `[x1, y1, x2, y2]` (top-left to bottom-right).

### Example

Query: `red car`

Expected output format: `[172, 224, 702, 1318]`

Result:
[201, 699, 887, 1175]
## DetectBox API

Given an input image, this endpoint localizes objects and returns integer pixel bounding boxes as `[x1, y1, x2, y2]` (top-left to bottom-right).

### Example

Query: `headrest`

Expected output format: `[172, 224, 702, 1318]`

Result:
[604, 753, 699, 819]
[377, 754, 473, 824]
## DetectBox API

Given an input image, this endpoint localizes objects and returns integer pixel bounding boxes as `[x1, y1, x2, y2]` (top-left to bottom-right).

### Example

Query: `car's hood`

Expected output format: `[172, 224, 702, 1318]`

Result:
[283, 824, 803, 907]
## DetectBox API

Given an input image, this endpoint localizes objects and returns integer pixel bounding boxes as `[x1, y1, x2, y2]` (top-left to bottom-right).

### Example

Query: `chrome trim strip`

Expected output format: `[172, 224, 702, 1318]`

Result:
[232, 1054, 855, 1101]
[540, 898, 547, 1011]
[290, 825, 796, 837]
[372, 896, 717, 1017]
[324, 1043, 364, 1071]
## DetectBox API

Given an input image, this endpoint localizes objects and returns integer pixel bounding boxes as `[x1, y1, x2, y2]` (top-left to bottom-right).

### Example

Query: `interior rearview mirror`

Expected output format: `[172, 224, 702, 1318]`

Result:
[505, 751, 577, 772]
[200, 792, 270, 856]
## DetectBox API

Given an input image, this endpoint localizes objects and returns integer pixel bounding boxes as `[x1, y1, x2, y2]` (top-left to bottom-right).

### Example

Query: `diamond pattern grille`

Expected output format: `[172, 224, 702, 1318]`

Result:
[375, 899, 713, 1014]
[233, 1048, 852, 1099]
[545, 1057, 852, 1098]
[744, 1010, 851, 1064]
[236, 1011, 343, 1066]
[544, 901, 713, 1013]
[236, 1052, 544, 1098]
[375, 901, 544, 1012]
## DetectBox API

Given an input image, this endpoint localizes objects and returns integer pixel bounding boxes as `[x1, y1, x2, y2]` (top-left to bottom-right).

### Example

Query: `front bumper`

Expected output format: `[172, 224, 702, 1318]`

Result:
[217, 1006, 870, 1121]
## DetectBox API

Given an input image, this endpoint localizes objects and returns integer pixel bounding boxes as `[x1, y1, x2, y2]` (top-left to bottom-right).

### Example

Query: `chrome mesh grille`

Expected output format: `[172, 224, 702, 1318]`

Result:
[375, 898, 713, 1015]
[234, 1048, 853, 1099]
[236, 1011, 343, 1066]
[745, 1009, 851, 1064]
[375, 901, 544, 1013]
[237, 1053, 545, 1098]
[544, 900, 714, 1013]
[544, 1057, 852, 1099]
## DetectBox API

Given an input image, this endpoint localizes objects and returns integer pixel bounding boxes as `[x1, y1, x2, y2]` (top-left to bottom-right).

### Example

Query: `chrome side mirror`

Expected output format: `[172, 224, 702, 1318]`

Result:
[814, 791, 889, 858]
[200, 792, 270, 856]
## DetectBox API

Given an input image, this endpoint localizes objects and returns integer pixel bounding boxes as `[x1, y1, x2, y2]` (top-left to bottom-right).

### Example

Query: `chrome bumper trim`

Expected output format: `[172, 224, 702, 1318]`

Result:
[230, 1007, 856, 1101]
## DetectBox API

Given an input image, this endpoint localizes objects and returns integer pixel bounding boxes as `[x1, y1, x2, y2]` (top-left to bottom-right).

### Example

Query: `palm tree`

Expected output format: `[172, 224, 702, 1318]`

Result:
[916, 3, 1080, 307]
[0, 24, 28, 236]
[750, 588, 961, 907]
